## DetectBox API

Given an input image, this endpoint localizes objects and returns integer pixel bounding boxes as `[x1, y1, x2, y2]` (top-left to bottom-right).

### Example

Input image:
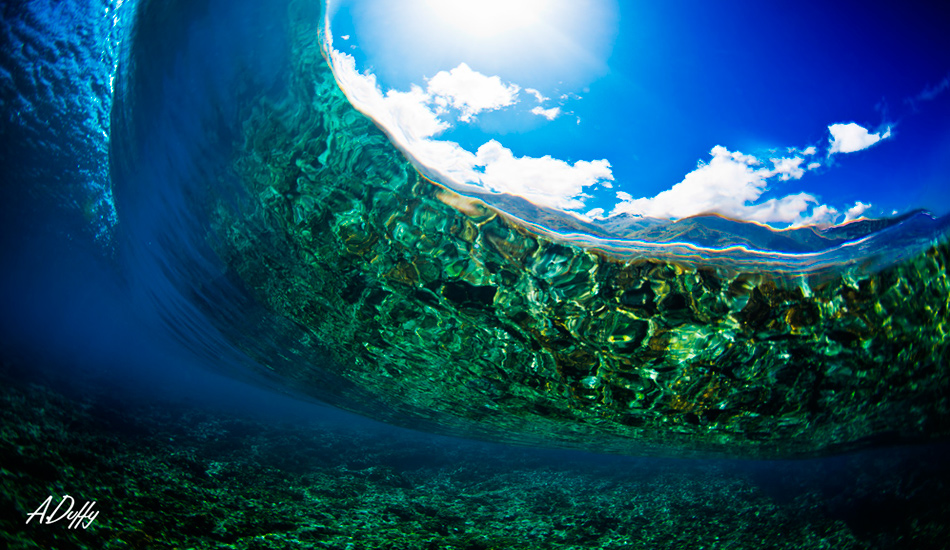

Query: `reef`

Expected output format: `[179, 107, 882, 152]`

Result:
[3, 362, 950, 549]
[200, 0, 950, 457]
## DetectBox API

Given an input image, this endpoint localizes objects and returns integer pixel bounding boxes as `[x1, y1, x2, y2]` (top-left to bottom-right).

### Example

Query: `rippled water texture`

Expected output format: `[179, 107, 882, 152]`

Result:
[1, 0, 130, 245]
[104, 0, 950, 457]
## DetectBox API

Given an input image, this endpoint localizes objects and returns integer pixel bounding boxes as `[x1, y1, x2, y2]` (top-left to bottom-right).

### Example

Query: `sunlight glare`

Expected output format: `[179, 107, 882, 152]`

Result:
[425, 0, 549, 39]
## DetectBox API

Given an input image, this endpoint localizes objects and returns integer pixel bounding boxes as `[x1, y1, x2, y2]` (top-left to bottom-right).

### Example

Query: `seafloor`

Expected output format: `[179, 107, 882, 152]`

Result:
[2, 360, 948, 550]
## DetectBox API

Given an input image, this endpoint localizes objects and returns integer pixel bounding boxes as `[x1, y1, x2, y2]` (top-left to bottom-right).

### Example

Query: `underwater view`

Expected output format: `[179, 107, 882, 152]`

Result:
[2, 0, 949, 547]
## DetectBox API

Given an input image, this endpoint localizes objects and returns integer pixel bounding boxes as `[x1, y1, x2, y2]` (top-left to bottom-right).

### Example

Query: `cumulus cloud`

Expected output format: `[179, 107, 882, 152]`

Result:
[844, 201, 872, 222]
[828, 122, 891, 154]
[474, 140, 613, 210]
[609, 146, 835, 226]
[408, 138, 480, 184]
[769, 156, 806, 181]
[382, 86, 451, 141]
[326, 32, 874, 227]
[325, 45, 611, 212]
[745, 193, 831, 225]
[426, 63, 520, 122]
[326, 47, 447, 149]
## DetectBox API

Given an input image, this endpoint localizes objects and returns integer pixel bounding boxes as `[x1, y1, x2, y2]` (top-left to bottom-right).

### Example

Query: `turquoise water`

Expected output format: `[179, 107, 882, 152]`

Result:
[2, 0, 949, 547]
[108, 0, 950, 457]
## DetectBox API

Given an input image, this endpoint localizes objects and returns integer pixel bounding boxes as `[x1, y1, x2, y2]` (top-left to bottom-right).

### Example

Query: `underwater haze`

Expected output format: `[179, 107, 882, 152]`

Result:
[2, 0, 949, 548]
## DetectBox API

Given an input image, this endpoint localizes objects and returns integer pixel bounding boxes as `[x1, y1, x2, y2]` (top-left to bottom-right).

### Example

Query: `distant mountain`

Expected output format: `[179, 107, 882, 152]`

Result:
[460, 190, 627, 239]
[607, 213, 915, 253]
[819, 209, 933, 240]
[432, 184, 946, 256]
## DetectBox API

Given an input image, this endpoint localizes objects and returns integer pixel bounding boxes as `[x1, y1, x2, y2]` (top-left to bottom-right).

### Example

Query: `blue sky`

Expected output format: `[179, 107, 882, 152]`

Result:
[323, 0, 950, 227]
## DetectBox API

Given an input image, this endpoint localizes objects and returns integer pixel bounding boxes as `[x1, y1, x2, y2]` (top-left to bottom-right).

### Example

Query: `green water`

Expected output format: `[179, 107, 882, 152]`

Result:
[205, 1, 950, 458]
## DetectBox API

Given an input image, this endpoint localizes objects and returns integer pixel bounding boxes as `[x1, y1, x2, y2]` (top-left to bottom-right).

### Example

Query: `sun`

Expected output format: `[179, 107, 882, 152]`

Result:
[327, 0, 618, 93]
[425, 0, 550, 39]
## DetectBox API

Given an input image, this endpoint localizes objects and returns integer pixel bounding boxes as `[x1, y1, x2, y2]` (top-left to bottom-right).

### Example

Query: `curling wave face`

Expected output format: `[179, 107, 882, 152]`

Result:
[110, 0, 950, 457]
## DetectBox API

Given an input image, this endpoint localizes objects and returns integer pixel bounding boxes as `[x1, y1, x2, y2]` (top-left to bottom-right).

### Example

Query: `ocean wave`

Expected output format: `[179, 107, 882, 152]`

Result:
[104, 0, 950, 457]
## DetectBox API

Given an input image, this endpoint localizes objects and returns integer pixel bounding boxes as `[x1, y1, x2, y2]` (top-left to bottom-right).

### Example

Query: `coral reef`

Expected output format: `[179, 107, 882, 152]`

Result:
[2, 363, 949, 549]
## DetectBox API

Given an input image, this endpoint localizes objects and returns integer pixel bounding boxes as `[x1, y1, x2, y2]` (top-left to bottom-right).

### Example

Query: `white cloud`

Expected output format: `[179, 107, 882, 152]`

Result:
[768, 156, 806, 181]
[409, 138, 481, 184]
[797, 203, 840, 227]
[525, 88, 548, 103]
[743, 193, 837, 226]
[326, 47, 446, 148]
[828, 122, 891, 154]
[325, 33, 870, 228]
[844, 201, 872, 222]
[325, 45, 611, 212]
[474, 140, 613, 210]
[609, 145, 836, 226]
[426, 63, 520, 122]
[524, 87, 562, 119]
[382, 85, 451, 141]
[531, 106, 561, 120]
